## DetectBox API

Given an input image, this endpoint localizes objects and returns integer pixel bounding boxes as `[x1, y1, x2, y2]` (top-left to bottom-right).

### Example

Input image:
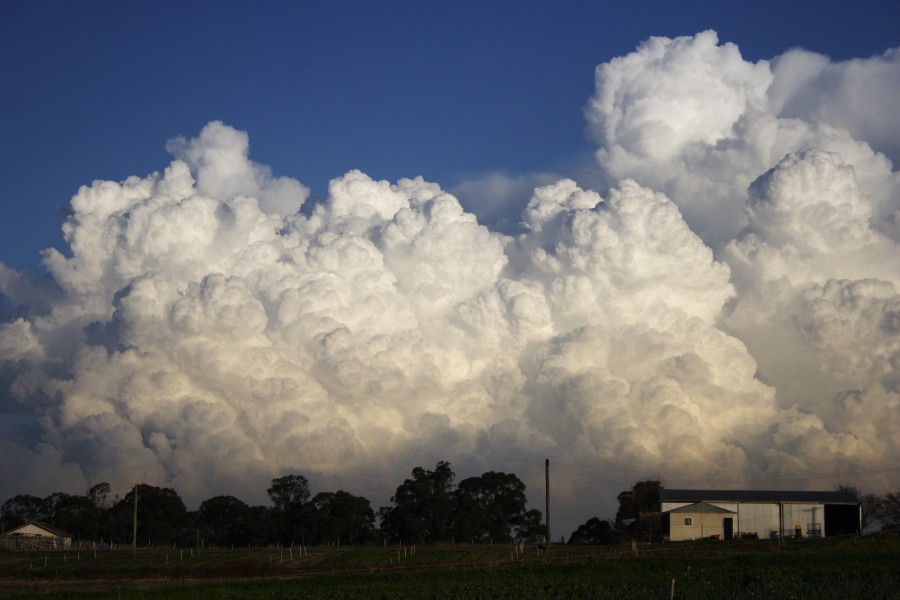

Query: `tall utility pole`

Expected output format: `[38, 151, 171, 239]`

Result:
[778, 501, 783, 547]
[545, 459, 551, 547]
[132, 485, 139, 557]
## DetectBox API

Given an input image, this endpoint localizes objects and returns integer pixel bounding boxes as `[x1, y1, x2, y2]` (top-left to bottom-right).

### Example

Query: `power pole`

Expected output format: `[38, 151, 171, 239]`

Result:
[545, 459, 551, 548]
[778, 501, 783, 547]
[132, 485, 139, 557]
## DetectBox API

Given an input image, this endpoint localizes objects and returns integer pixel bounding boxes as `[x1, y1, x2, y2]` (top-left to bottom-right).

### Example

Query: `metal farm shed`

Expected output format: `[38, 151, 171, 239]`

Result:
[660, 489, 859, 541]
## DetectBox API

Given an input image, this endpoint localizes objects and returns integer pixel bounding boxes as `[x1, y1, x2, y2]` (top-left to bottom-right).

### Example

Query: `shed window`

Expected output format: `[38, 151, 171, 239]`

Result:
[683, 517, 693, 526]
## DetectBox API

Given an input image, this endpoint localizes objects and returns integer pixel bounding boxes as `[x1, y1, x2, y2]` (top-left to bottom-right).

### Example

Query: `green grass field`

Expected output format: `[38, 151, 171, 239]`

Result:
[1, 535, 897, 598]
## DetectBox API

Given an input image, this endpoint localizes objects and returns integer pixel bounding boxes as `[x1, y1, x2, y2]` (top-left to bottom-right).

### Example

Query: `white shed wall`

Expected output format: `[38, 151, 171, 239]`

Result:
[669, 512, 730, 541]
[782, 503, 825, 536]
[735, 503, 780, 537]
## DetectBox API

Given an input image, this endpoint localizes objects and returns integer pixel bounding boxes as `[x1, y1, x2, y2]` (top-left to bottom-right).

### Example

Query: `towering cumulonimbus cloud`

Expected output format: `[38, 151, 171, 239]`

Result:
[1, 31, 898, 530]
[586, 30, 899, 492]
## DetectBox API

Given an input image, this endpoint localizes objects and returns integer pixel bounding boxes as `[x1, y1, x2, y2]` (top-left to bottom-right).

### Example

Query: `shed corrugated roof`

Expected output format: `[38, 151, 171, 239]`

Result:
[660, 489, 857, 504]
[665, 502, 735, 514]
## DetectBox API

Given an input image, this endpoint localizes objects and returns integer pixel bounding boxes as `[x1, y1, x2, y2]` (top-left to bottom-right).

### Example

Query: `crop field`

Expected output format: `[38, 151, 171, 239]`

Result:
[0, 535, 897, 599]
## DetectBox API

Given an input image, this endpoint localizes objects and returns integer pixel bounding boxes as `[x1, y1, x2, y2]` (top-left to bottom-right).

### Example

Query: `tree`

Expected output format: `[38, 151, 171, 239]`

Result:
[615, 479, 662, 541]
[244, 504, 278, 546]
[197, 495, 251, 547]
[568, 517, 619, 545]
[836, 484, 882, 532]
[41, 492, 100, 541]
[87, 482, 111, 509]
[107, 484, 189, 546]
[515, 508, 546, 541]
[876, 491, 900, 530]
[307, 490, 375, 545]
[453, 471, 529, 542]
[381, 461, 455, 543]
[267, 475, 310, 512]
[1, 494, 45, 529]
[267, 474, 310, 545]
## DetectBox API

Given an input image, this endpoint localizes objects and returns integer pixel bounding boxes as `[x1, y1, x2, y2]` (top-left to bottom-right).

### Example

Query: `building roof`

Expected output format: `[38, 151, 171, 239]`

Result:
[665, 501, 735, 514]
[660, 489, 858, 504]
[1, 521, 74, 538]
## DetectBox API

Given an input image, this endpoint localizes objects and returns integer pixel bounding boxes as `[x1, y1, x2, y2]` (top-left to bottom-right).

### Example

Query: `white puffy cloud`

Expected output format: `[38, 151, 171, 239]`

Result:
[587, 31, 772, 162]
[516, 178, 733, 328]
[166, 120, 310, 217]
[770, 47, 900, 167]
[587, 30, 900, 247]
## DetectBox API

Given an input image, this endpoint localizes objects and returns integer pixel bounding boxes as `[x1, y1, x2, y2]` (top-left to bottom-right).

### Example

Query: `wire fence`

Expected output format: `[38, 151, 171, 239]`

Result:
[0, 534, 73, 552]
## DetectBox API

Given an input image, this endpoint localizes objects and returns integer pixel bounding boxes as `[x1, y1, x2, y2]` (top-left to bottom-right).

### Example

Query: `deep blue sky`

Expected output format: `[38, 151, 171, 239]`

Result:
[2, 0, 898, 271]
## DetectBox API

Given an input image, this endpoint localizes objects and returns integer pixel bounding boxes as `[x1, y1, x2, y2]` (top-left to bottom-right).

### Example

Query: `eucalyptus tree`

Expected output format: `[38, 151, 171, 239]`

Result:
[267, 474, 311, 544]
[107, 484, 189, 547]
[197, 495, 252, 546]
[381, 461, 455, 543]
[41, 492, 100, 540]
[453, 471, 530, 542]
[307, 490, 375, 545]
[1, 494, 44, 530]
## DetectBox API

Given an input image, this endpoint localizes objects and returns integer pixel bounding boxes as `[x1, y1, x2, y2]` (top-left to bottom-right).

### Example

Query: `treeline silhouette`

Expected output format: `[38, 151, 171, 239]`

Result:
[0, 461, 545, 548]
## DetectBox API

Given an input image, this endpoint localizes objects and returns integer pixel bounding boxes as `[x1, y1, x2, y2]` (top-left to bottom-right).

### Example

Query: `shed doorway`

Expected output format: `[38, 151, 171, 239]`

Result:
[723, 518, 734, 540]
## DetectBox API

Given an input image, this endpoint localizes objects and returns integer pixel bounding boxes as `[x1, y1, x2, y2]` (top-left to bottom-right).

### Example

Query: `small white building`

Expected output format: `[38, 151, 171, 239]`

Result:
[0, 521, 74, 550]
[660, 489, 859, 541]
[664, 501, 736, 541]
